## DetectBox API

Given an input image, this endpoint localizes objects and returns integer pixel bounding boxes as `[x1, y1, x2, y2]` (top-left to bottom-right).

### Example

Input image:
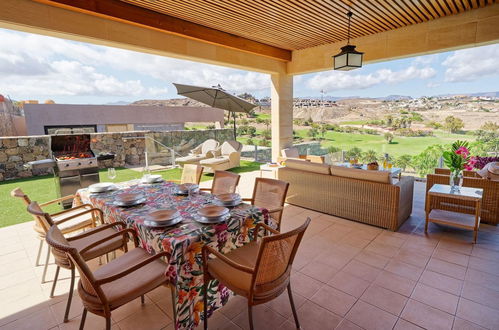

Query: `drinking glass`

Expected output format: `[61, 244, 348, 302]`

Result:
[107, 168, 117, 181]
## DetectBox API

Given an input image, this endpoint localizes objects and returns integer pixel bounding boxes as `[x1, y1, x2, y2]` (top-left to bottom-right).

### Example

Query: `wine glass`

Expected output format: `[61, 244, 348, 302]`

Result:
[107, 168, 116, 182]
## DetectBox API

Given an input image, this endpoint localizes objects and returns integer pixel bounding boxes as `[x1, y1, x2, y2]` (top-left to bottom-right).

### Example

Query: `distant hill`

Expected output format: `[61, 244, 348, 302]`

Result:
[130, 98, 209, 107]
[105, 101, 130, 105]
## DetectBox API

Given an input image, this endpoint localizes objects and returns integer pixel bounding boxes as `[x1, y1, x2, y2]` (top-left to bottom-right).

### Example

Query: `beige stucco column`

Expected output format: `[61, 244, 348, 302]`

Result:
[270, 73, 293, 161]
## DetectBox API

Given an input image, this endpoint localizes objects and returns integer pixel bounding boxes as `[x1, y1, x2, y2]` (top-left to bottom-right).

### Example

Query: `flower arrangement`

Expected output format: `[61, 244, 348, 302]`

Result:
[442, 141, 474, 172]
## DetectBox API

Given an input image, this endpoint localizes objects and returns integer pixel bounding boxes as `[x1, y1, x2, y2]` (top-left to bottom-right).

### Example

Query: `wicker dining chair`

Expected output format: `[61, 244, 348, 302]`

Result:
[11, 188, 99, 280]
[202, 218, 311, 330]
[27, 201, 129, 323]
[45, 223, 169, 330]
[243, 178, 290, 231]
[201, 170, 241, 195]
[178, 163, 204, 184]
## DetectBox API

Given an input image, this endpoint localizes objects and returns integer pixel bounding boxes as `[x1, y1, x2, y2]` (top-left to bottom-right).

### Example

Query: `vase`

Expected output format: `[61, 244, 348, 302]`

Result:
[449, 170, 463, 192]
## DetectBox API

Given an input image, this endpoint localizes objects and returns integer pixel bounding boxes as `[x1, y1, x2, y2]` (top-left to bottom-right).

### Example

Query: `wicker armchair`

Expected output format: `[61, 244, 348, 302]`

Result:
[11, 188, 99, 281]
[176, 139, 219, 166]
[426, 173, 499, 225]
[200, 170, 241, 195]
[434, 168, 480, 178]
[243, 178, 290, 231]
[45, 224, 169, 330]
[202, 218, 311, 330]
[27, 202, 129, 323]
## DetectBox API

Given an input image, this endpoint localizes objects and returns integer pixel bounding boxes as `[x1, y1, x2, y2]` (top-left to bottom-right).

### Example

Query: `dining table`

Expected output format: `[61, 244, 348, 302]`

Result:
[75, 179, 272, 329]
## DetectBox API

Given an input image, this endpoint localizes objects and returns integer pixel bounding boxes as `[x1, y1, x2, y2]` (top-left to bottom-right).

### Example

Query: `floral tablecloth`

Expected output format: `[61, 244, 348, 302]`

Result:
[76, 180, 270, 329]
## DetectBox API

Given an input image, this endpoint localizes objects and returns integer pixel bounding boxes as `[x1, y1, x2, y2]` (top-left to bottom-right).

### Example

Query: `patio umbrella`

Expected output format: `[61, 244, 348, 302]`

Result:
[173, 83, 257, 138]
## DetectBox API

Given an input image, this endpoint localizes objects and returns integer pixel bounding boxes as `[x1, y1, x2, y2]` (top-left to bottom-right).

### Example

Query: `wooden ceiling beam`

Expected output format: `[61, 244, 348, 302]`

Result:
[33, 0, 292, 61]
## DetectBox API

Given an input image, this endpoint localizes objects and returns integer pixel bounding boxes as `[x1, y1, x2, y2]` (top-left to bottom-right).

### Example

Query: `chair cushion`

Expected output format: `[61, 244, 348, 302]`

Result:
[330, 165, 391, 184]
[200, 157, 229, 166]
[71, 227, 126, 261]
[207, 241, 260, 297]
[53, 208, 95, 235]
[176, 154, 208, 163]
[220, 141, 241, 155]
[201, 139, 219, 155]
[285, 159, 330, 175]
[78, 248, 167, 311]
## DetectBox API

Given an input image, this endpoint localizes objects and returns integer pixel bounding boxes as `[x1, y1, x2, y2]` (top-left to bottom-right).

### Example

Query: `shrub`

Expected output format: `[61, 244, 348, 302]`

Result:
[345, 147, 362, 160]
[443, 116, 464, 133]
[384, 132, 394, 143]
[246, 138, 255, 145]
[362, 150, 379, 163]
[394, 154, 413, 171]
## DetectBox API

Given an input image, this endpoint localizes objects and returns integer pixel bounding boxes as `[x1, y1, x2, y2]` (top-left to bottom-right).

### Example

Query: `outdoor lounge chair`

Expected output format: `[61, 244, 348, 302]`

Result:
[27, 201, 129, 323]
[199, 140, 242, 172]
[176, 139, 219, 166]
[202, 218, 311, 330]
[45, 222, 169, 330]
[11, 188, 98, 283]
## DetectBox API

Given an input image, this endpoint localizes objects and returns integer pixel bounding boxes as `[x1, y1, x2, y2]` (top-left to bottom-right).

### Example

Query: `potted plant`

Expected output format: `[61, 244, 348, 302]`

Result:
[442, 141, 476, 191]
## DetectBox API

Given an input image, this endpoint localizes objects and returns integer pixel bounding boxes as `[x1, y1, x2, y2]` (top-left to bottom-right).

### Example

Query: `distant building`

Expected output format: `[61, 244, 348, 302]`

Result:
[24, 104, 224, 135]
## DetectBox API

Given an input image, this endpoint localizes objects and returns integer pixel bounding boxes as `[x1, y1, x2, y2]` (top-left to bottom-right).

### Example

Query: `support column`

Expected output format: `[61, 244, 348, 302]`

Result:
[270, 73, 293, 162]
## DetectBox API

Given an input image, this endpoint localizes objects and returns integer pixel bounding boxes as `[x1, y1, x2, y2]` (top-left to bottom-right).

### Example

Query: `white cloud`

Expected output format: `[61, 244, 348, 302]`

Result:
[306, 65, 436, 92]
[0, 29, 269, 100]
[443, 44, 499, 82]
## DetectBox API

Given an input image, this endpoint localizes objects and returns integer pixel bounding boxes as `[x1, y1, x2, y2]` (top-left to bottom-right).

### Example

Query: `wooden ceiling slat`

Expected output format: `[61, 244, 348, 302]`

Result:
[401, 0, 431, 21]
[418, 0, 440, 19]
[357, 1, 403, 29]
[373, 0, 415, 26]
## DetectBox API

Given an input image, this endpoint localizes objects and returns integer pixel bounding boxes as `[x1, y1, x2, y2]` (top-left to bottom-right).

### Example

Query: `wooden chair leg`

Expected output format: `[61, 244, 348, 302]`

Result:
[141, 295, 145, 304]
[203, 280, 208, 330]
[41, 247, 51, 283]
[106, 317, 111, 330]
[287, 283, 300, 329]
[50, 266, 60, 298]
[35, 240, 43, 266]
[248, 304, 254, 330]
[64, 268, 75, 322]
[79, 308, 87, 330]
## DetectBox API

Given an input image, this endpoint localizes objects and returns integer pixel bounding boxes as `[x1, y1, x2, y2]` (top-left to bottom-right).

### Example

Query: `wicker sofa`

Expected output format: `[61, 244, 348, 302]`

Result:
[278, 159, 414, 231]
[427, 169, 499, 225]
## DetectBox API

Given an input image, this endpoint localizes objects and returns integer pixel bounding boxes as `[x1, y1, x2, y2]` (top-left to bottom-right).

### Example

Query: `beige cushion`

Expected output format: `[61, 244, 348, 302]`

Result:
[477, 162, 499, 181]
[330, 165, 391, 184]
[220, 141, 241, 155]
[285, 159, 330, 175]
[200, 157, 229, 165]
[201, 139, 219, 154]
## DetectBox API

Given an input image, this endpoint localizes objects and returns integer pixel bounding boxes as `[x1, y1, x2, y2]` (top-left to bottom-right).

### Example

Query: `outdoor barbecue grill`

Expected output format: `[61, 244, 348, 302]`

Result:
[26, 134, 111, 208]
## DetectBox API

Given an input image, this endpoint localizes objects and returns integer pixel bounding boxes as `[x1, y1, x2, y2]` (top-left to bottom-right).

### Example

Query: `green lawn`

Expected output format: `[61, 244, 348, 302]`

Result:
[0, 161, 260, 228]
[296, 129, 475, 157]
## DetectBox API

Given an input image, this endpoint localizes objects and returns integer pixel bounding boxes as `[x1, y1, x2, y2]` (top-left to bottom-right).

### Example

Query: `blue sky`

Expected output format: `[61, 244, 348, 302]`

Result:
[0, 28, 498, 104]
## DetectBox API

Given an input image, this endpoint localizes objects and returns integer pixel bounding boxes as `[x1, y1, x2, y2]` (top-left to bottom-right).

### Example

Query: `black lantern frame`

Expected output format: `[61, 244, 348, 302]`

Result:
[333, 11, 364, 71]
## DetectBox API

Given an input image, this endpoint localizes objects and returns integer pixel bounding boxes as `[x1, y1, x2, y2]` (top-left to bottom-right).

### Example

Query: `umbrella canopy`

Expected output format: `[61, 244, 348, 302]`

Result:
[173, 83, 257, 137]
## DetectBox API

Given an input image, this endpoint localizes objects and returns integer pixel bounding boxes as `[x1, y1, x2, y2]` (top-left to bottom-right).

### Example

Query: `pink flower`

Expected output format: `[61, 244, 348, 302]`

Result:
[455, 147, 469, 158]
[468, 156, 478, 166]
[464, 164, 474, 171]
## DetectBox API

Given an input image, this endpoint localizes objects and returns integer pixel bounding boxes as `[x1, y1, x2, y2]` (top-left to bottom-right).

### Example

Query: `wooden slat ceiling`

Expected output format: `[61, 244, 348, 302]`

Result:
[120, 0, 494, 51]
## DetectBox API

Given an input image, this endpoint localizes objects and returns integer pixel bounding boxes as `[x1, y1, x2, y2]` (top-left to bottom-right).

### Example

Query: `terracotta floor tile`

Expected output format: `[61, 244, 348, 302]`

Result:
[343, 260, 382, 282]
[197, 310, 241, 330]
[290, 272, 323, 299]
[373, 234, 406, 248]
[315, 249, 355, 270]
[471, 246, 499, 261]
[299, 261, 339, 283]
[232, 305, 286, 330]
[111, 296, 154, 322]
[411, 283, 459, 315]
[461, 281, 499, 310]
[401, 299, 454, 330]
[427, 258, 467, 280]
[50, 294, 84, 324]
[364, 242, 399, 258]
[385, 260, 423, 282]
[117, 302, 171, 330]
[394, 250, 430, 268]
[419, 270, 463, 296]
[218, 295, 247, 320]
[464, 268, 499, 292]
[468, 256, 499, 276]
[0, 307, 58, 330]
[394, 318, 424, 330]
[291, 300, 342, 330]
[345, 300, 398, 330]
[339, 235, 372, 249]
[360, 285, 408, 316]
[265, 290, 306, 318]
[335, 318, 363, 330]
[373, 270, 416, 297]
[354, 251, 390, 269]
[433, 248, 470, 267]
[328, 271, 370, 298]
[60, 312, 121, 330]
[452, 317, 487, 330]
[438, 240, 473, 256]
[310, 285, 357, 316]
[456, 298, 499, 330]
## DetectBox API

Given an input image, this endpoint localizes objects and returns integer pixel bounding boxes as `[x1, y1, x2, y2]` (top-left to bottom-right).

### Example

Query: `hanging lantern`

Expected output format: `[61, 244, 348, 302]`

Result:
[333, 11, 364, 71]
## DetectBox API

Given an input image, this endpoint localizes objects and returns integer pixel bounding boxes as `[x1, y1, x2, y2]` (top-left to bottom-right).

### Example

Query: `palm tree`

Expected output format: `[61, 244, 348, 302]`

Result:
[362, 150, 378, 163]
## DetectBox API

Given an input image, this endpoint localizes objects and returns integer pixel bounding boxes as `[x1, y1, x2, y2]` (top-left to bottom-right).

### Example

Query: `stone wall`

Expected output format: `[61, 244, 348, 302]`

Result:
[0, 129, 232, 181]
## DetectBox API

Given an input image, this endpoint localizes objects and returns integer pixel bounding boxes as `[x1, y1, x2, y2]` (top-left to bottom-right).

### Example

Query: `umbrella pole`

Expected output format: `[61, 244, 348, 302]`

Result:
[233, 111, 237, 140]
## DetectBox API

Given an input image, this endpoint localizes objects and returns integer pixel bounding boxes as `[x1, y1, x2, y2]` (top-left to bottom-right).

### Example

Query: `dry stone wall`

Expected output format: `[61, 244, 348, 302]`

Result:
[0, 129, 232, 181]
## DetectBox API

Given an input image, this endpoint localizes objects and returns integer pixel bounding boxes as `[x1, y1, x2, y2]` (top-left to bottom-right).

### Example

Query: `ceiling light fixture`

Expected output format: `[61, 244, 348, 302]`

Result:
[333, 10, 364, 71]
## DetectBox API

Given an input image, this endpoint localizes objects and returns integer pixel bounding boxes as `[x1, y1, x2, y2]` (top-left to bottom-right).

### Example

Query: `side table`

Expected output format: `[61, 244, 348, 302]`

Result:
[259, 164, 283, 179]
[425, 184, 483, 243]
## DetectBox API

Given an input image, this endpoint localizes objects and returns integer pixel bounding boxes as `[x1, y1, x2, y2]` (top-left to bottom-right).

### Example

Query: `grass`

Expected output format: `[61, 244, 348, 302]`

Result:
[0, 161, 260, 228]
[295, 129, 475, 156]
[338, 120, 370, 125]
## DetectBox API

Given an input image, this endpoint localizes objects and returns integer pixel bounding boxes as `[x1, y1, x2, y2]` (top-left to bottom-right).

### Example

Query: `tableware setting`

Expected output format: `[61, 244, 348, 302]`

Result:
[113, 192, 146, 207]
[89, 182, 118, 194]
[140, 174, 164, 184]
[213, 193, 242, 207]
[143, 208, 182, 227]
[175, 183, 199, 195]
[195, 205, 230, 224]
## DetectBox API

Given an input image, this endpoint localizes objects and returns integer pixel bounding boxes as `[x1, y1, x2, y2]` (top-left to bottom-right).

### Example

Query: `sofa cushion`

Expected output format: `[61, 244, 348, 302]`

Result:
[200, 157, 229, 165]
[330, 165, 391, 184]
[285, 159, 330, 175]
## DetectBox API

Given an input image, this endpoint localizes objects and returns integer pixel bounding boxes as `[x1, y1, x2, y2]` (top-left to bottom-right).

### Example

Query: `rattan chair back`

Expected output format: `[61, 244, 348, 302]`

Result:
[26, 200, 55, 234]
[211, 170, 241, 195]
[251, 178, 289, 228]
[434, 168, 479, 177]
[181, 164, 203, 184]
[252, 218, 310, 297]
[11, 188, 46, 237]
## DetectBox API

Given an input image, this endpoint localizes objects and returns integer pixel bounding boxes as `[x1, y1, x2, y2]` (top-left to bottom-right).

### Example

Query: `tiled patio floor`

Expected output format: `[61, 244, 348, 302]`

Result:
[1, 172, 499, 330]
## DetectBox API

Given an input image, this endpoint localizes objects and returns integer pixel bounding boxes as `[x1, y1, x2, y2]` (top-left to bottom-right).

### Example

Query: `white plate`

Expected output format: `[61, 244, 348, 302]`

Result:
[141, 175, 163, 184]
[89, 182, 116, 193]
[194, 213, 231, 224]
[113, 198, 146, 207]
[213, 198, 242, 207]
[140, 178, 164, 184]
[143, 216, 182, 228]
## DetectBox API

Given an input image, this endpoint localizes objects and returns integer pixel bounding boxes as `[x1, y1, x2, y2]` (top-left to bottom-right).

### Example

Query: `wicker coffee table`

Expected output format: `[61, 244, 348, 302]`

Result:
[425, 184, 483, 243]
